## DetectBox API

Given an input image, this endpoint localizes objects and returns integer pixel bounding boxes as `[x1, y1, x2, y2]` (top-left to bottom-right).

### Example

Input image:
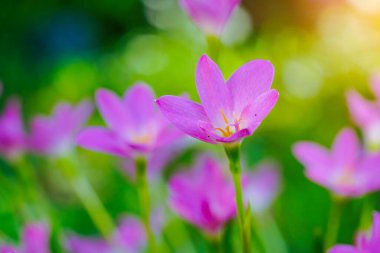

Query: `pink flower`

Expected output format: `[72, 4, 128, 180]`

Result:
[293, 128, 380, 198]
[156, 54, 278, 145]
[179, 0, 241, 36]
[0, 223, 50, 253]
[169, 155, 236, 234]
[347, 75, 380, 151]
[0, 98, 27, 159]
[77, 83, 183, 158]
[329, 212, 380, 253]
[121, 138, 191, 180]
[243, 161, 281, 214]
[65, 216, 151, 253]
[29, 100, 93, 157]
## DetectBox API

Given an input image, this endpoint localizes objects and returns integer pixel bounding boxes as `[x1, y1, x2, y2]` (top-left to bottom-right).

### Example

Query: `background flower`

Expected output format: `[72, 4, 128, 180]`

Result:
[77, 83, 183, 158]
[168, 155, 236, 234]
[29, 100, 93, 157]
[293, 128, 380, 197]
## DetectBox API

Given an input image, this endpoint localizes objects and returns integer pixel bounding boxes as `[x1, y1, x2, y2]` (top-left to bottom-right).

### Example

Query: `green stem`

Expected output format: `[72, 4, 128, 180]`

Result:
[55, 156, 114, 239]
[359, 196, 374, 230]
[13, 156, 49, 219]
[208, 234, 223, 253]
[224, 144, 251, 253]
[324, 196, 346, 251]
[135, 157, 156, 253]
[207, 36, 222, 63]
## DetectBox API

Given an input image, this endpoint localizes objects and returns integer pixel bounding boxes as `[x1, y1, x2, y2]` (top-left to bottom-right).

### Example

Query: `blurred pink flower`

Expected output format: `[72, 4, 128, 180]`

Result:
[66, 214, 163, 253]
[121, 137, 191, 180]
[347, 75, 380, 150]
[243, 161, 281, 214]
[0, 223, 50, 253]
[77, 83, 183, 158]
[29, 100, 93, 157]
[169, 155, 236, 234]
[156, 54, 278, 145]
[293, 128, 380, 198]
[0, 98, 27, 159]
[329, 212, 380, 253]
[179, 0, 240, 36]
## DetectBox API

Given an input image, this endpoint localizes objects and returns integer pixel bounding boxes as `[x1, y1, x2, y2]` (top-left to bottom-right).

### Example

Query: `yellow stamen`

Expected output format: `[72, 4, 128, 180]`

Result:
[220, 109, 229, 125]
[215, 109, 234, 137]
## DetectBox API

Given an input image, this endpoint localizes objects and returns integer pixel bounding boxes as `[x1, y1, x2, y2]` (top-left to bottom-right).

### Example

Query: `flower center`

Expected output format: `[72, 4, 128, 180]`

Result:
[215, 109, 241, 137]
[132, 134, 152, 144]
[335, 167, 355, 186]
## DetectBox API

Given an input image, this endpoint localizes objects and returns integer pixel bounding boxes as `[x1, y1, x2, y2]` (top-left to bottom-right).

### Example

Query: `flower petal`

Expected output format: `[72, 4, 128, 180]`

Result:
[156, 95, 217, 144]
[332, 128, 359, 166]
[346, 90, 377, 128]
[227, 59, 275, 114]
[240, 89, 279, 132]
[371, 74, 380, 101]
[76, 127, 130, 157]
[72, 99, 94, 129]
[22, 223, 50, 253]
[96, 89, 132, 135]
[179, 0, 240, 36]
[196, 55, 232, 128]
[293, 142, 330, 167]
[328, 245, 358, 253]
[123, 83, 157, 126]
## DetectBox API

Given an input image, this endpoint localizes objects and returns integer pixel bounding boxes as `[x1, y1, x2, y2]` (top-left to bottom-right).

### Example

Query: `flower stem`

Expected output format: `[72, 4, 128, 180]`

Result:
[135, 157, 156, 253]
[207, 36, 222, 63]
[324, 196, 346, 251]
[55, 156, 114, 239]
[224, 144, 251, 253]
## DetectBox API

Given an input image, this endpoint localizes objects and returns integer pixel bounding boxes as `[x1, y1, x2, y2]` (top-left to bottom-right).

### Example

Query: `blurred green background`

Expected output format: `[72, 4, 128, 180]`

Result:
[2, 0, 380, 252]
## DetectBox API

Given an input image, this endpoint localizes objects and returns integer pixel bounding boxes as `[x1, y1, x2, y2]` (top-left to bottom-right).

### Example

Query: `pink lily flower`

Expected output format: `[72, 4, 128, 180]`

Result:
[0, 223, 50, 253]
[179, 0, 241, 36]
[156, 54, 278, 145]
[66, 214, 164, 253]
[0, 98, 27, 160]
[77, 83, 183, 158]
[293, 128, 380, 198]
[329, 212, 380, 253]
[169, 155, 236, 234]
[243, 161, 281, 214]
[29, 100, 93, 157]
[347, 75, 380, 151]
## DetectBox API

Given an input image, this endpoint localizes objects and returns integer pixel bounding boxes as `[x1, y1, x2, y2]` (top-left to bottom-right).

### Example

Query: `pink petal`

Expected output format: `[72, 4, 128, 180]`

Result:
[0, 246, 17, 253]
[346, 90, 377, 128]
[293, 142, 330, 167]
[244, 162, 281, 213]
[123, 83, 157, 127]
[156, 95, 217, 144]
[76, 127, 130, 157]
[332, 128, 359, 166]
[227, 59, 275, 115]
[371, 212, 380, 244]
[328, 245, 358, 253]
[371, 74, 380, 101]
[179, 0, 240, 36]
[22, 223, 50, 253]
[240, 89, 279, 132]
[65, 235, 110, 253]
[96, 89, 132, 136]
[72, 99, 94, 129]
[195, 55, 232, 128]
[358, 153, 380, 194]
